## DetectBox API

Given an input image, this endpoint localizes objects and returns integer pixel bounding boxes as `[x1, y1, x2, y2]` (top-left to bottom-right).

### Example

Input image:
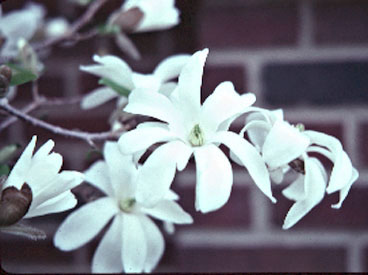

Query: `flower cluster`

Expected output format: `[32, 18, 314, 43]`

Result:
[0, 0, 360, 273]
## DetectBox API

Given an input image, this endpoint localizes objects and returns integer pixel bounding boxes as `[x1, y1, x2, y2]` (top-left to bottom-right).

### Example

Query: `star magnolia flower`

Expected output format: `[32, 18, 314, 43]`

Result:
[54, 141, 192, 273]
[80, 53, 190, 110]
[120, 0, 179, 33]
[0, 136, 84, 225]
[242, 109, 359, 229]
[118, 48, 276, 213]
[0, 3, 45, 57]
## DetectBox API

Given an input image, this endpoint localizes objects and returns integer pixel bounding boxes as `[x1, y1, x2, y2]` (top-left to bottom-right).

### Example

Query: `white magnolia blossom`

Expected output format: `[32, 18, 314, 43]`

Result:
[80, 53, 190, 110]
[242, 109, 359, 229]
[121, 0, 180, 33]
[54, 141, 192, 273]
[45, 17, 70, 38]
[0, 3, 45, 57]
[2, 136, 84, 219]
[119, 48, 276, 214]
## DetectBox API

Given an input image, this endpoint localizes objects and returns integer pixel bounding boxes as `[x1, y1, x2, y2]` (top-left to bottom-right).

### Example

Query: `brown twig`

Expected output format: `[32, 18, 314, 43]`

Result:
[0, 99, 121, 146]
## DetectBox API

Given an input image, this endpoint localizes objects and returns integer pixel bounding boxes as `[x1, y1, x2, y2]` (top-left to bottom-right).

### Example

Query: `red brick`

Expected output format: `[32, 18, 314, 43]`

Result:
[199, 1, 298, 48]
[314, 0, 368, 45]
[272, 184, 368, 230]
[177, 246, 346, 272]
[174, 185, 251, 229]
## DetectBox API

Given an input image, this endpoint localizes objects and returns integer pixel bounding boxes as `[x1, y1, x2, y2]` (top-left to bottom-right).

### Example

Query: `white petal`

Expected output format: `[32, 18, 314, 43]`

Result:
[283, 157, 326, 230]
[81, 87, 118, 109]
[124, 88, 180, 125]
[332, 168, 359, 209]
[242, 120, 272, 150]
[118, 124, 175, 155]
[142, 200, 193, 224]
[262, 121, 310, 169]
[158, 82, 177, 97]
[282, 174, 306, 201]
[85, 161, 114, 197]
[25, 191, 77, 218]
[92, 215, 123, 273]
[135, 142, 178, 207]
[211, 131, 276, 203]
[54, 197, 119, 251]
[80, 55, 134, 89]
[104, 141, 137, 197]
[201, 82, 256, 135]
[4, 136, 36, 190]
[132, 73, 161, 91]
[176, 49, 208, 126]
[194, 144, 233, 213]
[305, 130, 353, 194]
[122, 214, 147, 273]
[270, 167, 286, 184]
[140, 215, 165, 273]
[32, 139, 55, 162]
[154, 54, 191, 82]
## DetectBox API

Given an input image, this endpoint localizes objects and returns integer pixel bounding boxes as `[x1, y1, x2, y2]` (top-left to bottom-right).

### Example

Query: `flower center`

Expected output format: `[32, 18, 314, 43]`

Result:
[189, 124, 204, 146]
[294, 123, 305, 132]
[119, 198, 136, 213]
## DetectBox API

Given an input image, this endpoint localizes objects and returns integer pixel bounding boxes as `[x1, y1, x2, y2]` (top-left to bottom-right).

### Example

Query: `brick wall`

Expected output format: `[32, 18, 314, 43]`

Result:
[1, 0, 368, 272]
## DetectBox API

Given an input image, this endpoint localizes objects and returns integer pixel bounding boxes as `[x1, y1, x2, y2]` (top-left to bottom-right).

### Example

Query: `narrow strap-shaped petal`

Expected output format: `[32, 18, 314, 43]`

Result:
[32, 139, 55, 162]
[262, 120, 310, 169]
[194, 144, 233, 213]
[240, 120, 271, 151]
[282, 157, 326, 230]
[122, 214, 147, 273]
[132, 73, 161, 91]
[135, 142, 181, 207]
[54, 197, 119, 251]
[142, 200, 193, 224]
[211, 131, 276, 203]
[140, 215, 165, 273]
[118, 123, 175, 155]
[282, 174, 306, 201]
[4, 136, 36, 189]
[81, 87, 118, 109]
[176, 49, 208, 126]
[92, 215, 123, 273]
[80, 55, 134, 89]
[332, 168, 359, 209]
[85, 160, 114, 197]
[304, 130, 353, 194]
[124, 88, 180, 125]
[154, 54, 191, 82]
[200, 81, 256, 135]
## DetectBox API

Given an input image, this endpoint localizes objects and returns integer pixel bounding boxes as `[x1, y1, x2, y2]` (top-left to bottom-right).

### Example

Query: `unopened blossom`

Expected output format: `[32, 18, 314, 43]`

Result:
[119, 48, 275, 214]
[45, 17, 70, 38]
[54, 141, 192, 273]
[241, 109, 358, 229]
[0, 136, 84, 227]
[110, 0, 180, 33]
[0, 3, 45, 58]
[80, 53, 190, 110]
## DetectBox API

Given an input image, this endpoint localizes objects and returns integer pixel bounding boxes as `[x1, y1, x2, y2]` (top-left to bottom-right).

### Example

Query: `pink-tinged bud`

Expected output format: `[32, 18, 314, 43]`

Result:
[109, 7, 144, 33]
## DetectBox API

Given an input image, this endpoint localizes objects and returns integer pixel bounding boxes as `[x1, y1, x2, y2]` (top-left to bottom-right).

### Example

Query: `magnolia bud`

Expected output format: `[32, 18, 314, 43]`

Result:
[0, 65, 12, 97]
[109, 7, 144, 33]
[0, 183, 32, 226]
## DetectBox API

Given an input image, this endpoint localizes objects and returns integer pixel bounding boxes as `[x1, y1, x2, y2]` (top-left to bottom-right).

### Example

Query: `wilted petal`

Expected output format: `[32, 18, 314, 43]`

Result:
[135, 142, 178, 207]
[200, 81, 256, 135]
[332, 168, 359, 209]
[80, 55, 134, 90]
[283, 157, 326, 230]
[176, 49, 208, 126]
[92, 215, 123, 273]
[211, 131, 276, 203]
[54, 197, 119, 251]
[154, 54, 191, 82]
[85, 161, 114, 197]
[124, 88, 180, 125]
[122, 214, 147, 273]
[194, 144, 233, 213]
[81, 87, 118, 109]
[262, 121, 310, 169]
[142, 200, 193, 224]
[118, 123, 175, 155]
[140, 215, 165, 273]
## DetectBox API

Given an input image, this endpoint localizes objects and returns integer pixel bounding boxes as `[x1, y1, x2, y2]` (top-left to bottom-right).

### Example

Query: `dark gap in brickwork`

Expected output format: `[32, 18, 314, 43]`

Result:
[199, 0, 298, 48]
[264, 62, 368, 106]
[314, 0, 368, 45]
[177, 246, 346, 272]
[359, 123, 368, 168]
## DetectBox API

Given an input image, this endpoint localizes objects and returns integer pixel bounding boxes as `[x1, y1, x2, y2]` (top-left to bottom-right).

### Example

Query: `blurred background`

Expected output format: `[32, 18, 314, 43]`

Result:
[1, 0, 368, 272]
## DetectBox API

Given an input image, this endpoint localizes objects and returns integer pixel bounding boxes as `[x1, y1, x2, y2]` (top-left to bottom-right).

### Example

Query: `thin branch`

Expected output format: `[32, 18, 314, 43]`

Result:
[33, 0, 109, 51]
[0, 99, 121, 146]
